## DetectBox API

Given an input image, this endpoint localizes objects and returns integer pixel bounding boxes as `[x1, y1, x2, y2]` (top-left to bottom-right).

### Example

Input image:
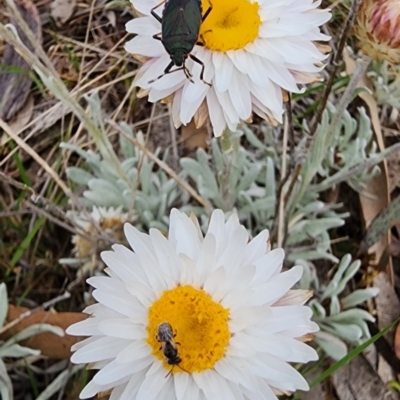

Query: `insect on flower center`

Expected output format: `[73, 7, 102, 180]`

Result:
[147, 285, 230, 374]
[200, 0, 262, 52]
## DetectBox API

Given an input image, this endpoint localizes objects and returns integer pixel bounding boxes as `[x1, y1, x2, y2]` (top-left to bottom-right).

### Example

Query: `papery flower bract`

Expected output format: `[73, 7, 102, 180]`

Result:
[354, 0, 400, 64]
[125, 0, 331, 137]
[67, 209, 318, 400]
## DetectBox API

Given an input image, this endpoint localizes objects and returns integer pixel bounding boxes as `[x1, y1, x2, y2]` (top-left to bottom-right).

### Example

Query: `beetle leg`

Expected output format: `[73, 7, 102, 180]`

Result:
[148, 62, 193, 84]
[196, 34, 205, 46]
[202, 1, 213, 22]
[148, 60, 174, 83]
[150, 0, 166, 23]
[183, 66, 194, 83]
[152, 32, 162, 42]
[189, 54, 211, 86]
[196, 30, 212, 46]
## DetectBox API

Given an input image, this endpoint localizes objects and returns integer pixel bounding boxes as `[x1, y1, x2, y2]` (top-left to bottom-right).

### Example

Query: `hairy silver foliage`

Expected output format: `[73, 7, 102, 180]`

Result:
[369, 61, 400, 110]
[180, 129, 348, 263]
[316, 105, 378, 192]
[298, 104, 380, 198]
[297, 256, 379, 360]
[62, 126, 180, 231]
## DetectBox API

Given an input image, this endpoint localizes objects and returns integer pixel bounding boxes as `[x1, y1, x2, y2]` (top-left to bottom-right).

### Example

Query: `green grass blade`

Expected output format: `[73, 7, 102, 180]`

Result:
[310, 317, 400, 388]
[9, 216, 46, 267]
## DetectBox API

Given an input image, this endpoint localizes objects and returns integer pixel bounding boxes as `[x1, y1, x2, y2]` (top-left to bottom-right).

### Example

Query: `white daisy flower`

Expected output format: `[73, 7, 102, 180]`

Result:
[69, 206, 131, 259]
[125, 0, 331, 137]
[67, 209, 318, 400]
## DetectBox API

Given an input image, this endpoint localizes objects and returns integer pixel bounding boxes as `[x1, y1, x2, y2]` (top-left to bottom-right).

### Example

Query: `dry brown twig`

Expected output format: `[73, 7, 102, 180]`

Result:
[107, 119, 214, 212]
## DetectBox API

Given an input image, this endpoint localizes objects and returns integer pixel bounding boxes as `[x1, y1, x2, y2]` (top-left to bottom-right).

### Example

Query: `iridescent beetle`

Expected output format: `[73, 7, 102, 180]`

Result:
[150, 0, 212, 84]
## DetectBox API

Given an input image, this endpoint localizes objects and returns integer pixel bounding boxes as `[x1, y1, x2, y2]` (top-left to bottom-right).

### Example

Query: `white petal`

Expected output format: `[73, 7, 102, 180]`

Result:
[206, 210, 225, 257]
[182, 376, 200, 400]
[221, 289, 253, 311]
[92, 288, 146, 320]
[228, 72, 252, 120]
[120, 370, 147, 400]
[213, 52, 233, 93]
[252, 266, 303, 305]
[195, 233, 217, 284]
[136, 365, 172, 400]
[251, 248, 285, 284]
[214, 89, 240, 126]
[150, 228, 182, 284]
[79, 378, 122, 399]
[174, 372, 190, 400]
[169, 209, 202, 260]
[246, 331, 318, 362]
[261, 59, 300, 93]
[124, 224, 168, 294]
[180, 254, 201, 287]
[116, 339, 152, 363]
[93, 358, 152, 386]
[252, 353, 309, 391]
[192, 370, 234, 400]
[171, 88, 183, 128]
[180, 82, 207, 124]
[125, 280, 157, 307]
[71, 336, 98, 352]
[203, 266, 226, 297]
[71, 336, 131, 363]
[224, 213, 241, 239]
[98, 319, 146, 340]
[206, 89, 226, 137]
[148, 81, 184, 102]
[102, 246, 148, 285]
[87, 276, 126, 292]
[216, 225, 249, 275]
[273, 289, 313, 306]
[125, 16, 159, 36]
[110, 383, 129, 400]
[125, 35, 164, 57]
[243, 230, 270, 266]
[263, 305, 316, 335]
[67, 317, 101, 336]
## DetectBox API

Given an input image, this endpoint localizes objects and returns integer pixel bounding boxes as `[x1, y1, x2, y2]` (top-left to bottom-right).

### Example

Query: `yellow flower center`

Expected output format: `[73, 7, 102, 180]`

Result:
[200, 0, 262, 52]
[147, 285, 230, 374]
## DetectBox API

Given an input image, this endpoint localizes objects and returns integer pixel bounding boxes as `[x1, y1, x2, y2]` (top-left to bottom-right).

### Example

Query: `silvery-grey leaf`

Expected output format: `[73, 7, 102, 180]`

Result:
[66, 167, 93, 185]
[2, 324, 64, 347]
[341, 288, 380, 309]
[0, 359, 12, 400]
[314, 331, 347, 360]
[0, 344, 40, 358]
[0, 283, 8, 327]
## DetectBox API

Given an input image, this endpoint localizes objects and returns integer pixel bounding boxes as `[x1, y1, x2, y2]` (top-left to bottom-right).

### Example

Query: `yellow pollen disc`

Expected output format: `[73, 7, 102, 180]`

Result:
[147, 285, 230, 374]
[200, 0, 262, 52]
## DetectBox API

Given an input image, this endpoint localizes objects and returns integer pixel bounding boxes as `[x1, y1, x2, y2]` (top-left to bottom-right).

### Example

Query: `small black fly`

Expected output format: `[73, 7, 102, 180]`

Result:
[156, 322, 188, 377]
